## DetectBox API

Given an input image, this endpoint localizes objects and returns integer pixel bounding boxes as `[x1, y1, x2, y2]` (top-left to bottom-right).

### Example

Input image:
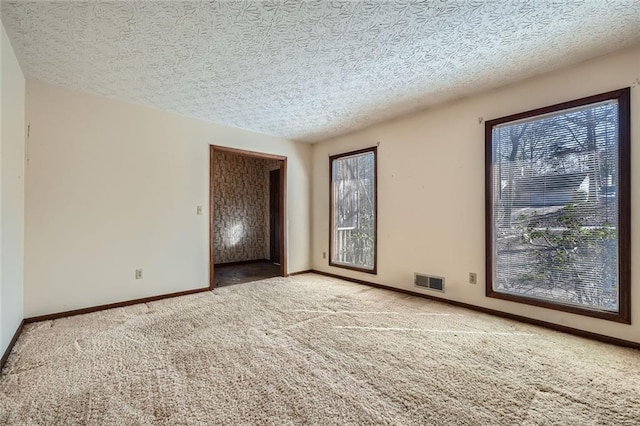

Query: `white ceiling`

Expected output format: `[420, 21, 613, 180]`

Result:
[2, 1, 640, 143]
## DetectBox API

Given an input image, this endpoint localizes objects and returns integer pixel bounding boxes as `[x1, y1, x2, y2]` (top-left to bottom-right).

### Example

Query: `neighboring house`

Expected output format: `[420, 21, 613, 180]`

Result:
[513, 172, 589, 207]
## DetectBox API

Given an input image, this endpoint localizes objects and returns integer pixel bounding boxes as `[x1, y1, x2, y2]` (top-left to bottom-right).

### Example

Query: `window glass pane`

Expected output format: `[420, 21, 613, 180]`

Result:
[491, 99, 619, 312]
[331, 150, 376, 271]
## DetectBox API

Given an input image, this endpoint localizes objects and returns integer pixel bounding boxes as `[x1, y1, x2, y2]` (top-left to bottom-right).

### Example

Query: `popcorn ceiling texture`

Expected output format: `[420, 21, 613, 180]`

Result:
[2, 1, 640, 142]
[213, 150, 280, 264]
[1, 274, 639, 424]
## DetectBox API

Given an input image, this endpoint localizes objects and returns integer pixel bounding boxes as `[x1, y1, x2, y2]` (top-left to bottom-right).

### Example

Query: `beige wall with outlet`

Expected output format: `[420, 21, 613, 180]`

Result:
[24, 80, 311, 317]
[312, 46, 640, 343]
[1, 23, 26, 354]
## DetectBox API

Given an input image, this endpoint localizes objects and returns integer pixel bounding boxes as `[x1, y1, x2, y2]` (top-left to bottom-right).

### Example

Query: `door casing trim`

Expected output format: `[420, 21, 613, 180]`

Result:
[209, 145, 288, 289]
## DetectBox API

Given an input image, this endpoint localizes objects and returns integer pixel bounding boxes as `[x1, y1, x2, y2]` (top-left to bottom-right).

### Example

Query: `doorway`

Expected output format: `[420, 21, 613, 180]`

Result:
[269, 168, 281, 264]
[209, 145, 287, 289]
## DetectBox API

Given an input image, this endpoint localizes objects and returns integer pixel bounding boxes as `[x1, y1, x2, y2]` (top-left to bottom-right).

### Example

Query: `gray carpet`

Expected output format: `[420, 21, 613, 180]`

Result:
[1, 273, 639, 425]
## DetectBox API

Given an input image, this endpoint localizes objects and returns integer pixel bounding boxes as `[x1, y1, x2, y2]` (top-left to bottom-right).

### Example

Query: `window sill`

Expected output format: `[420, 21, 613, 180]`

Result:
[486, 287, 631, 324]
[329, 261, 377, 275]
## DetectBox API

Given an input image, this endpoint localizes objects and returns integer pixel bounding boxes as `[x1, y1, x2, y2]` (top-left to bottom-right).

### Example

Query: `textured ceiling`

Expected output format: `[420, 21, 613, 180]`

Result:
[2, 1, 640, 142]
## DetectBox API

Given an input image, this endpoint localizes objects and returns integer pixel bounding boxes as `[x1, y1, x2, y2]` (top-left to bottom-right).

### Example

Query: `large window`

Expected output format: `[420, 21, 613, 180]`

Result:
[486, 88, 630, 323]
[330, 147, 377, 274]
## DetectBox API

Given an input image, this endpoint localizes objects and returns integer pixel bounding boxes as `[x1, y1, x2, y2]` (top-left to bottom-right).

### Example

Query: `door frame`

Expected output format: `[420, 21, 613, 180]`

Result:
[269, 168, 281, 264]
[209, 145, 288, 289]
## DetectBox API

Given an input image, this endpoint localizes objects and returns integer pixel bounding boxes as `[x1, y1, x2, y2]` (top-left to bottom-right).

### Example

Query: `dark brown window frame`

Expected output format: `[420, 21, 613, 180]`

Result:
[485, 88, 631, 324]
[329, 146, 378, 275]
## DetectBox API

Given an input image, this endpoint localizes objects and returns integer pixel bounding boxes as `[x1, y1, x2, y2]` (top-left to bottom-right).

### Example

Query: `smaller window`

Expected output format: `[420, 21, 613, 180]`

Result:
[330, 147, 377, 274]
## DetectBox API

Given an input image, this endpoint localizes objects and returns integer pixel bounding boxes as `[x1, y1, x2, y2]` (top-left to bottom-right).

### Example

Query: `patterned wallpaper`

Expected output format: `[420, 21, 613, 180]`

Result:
[2, 1, 640, 142]
[213, 151, 280, 264]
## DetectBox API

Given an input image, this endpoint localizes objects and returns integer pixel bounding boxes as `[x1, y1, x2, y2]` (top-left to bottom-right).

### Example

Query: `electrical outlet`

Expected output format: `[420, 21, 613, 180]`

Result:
[196, 206, 203, 215]
[469, 272, 477, 285]
[135, 269, 143, 279]
[323, 252, 326, 259]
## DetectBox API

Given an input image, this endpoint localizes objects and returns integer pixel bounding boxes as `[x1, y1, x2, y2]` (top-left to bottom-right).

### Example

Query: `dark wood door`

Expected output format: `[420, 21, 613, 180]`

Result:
[269, 168, 280, 263]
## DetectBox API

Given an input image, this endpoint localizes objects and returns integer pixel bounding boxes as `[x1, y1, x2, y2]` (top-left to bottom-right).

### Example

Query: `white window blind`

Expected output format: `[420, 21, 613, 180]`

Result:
[490, 99, 621, 312]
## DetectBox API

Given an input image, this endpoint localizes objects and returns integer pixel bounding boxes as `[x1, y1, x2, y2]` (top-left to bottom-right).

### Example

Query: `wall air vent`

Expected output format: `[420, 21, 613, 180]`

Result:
[414, 273, 445, 292]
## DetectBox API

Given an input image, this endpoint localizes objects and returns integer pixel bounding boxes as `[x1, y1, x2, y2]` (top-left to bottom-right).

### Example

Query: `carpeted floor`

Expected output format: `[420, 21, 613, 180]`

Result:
[1, 273, 639, 425]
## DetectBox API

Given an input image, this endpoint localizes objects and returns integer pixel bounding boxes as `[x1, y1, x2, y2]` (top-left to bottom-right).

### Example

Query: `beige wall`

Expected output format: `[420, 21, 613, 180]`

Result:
[213, 151, 280, 264]
[312, 46, 640, 343]
[0, 23, 26, 355]
[24, 80, 311, 317]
